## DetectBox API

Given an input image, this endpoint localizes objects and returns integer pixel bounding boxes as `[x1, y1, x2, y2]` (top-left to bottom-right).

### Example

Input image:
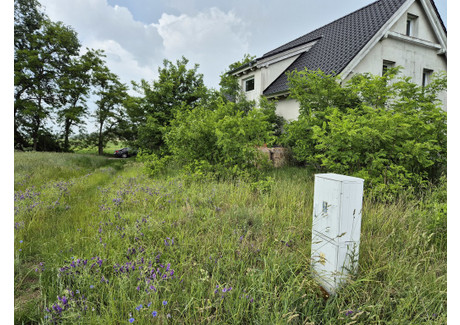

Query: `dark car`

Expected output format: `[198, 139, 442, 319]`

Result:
[114, 147, 136, 158]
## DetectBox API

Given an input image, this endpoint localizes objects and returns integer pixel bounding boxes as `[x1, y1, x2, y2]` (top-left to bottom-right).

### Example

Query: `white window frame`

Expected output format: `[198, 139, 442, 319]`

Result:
[406, 14, 418, 37]
[244, 76, 255, 92]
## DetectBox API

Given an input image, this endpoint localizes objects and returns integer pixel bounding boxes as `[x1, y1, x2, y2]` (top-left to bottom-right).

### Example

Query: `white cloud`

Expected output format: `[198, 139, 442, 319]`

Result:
[154, 8, 250, 88]
[41, 0, 164, 80]
[83, 39, 157, 89]
[37, 0, 253, 133]
[40, 0, 251, 89]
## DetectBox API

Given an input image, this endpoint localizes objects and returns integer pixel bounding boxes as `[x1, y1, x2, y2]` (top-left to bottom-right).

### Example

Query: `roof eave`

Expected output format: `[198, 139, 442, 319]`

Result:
[228, 60, 258, 76]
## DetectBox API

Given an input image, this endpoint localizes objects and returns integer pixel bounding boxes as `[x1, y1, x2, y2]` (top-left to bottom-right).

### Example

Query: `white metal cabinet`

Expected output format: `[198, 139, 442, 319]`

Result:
[311, 173, 364, 295]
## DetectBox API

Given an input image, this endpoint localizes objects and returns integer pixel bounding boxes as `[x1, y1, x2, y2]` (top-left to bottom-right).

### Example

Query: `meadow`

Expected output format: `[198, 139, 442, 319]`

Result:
[14, 152, 446, 324]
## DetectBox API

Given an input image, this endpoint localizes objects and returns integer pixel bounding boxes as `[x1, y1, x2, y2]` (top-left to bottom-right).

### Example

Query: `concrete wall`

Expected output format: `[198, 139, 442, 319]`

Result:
[390, 0, 438, 42]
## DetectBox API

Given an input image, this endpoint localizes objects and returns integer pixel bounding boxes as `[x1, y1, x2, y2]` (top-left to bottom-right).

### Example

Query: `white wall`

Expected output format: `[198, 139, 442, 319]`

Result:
[239, 70, 261, 102]
[390, 0, 438, 42]
[274, 98, 301, 121]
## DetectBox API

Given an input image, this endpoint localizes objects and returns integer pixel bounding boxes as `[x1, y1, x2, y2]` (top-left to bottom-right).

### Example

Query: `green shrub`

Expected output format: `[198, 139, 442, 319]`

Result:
[283, 68, 446, 200]
[136, 150, 171, 176]
[162, 98, 275, 179]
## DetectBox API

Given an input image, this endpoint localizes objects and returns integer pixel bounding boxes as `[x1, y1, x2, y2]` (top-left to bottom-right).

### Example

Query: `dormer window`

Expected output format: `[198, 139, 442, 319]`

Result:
[244, 77, 255, 92]
[406, 14, 418, 36]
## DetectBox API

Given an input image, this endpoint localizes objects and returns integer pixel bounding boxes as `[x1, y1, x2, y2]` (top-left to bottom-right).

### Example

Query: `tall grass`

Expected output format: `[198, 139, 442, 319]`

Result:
[14, 152, 446, 324]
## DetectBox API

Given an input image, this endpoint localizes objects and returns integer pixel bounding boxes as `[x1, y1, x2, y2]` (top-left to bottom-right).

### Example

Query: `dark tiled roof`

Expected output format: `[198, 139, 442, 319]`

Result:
[262, 0, 409, 96]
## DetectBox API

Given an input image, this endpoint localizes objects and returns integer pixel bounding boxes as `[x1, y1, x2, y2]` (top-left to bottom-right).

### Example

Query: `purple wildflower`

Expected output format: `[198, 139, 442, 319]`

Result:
[129, 317, 135, 323]
[59, 296, 68, 305]
[152, 311, 157, 317]
[162, 300, 167, 306]
[346, 310, 354, 316]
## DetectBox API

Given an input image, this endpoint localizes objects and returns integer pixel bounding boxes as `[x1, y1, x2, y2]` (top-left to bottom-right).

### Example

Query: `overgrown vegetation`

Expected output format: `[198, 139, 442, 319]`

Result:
[14, 152, 447, 324]
[282, 68, 447, 200]
[138, 96, 280, 180]
[15, 1, 447, 202]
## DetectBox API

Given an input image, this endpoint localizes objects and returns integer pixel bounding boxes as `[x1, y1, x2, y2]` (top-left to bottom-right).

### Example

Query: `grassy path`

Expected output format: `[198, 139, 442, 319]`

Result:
[14, 153, 129, 323]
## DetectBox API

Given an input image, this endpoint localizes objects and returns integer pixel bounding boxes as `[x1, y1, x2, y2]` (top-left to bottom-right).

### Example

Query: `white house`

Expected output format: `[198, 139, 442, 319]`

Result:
[231, 0, 447, 120]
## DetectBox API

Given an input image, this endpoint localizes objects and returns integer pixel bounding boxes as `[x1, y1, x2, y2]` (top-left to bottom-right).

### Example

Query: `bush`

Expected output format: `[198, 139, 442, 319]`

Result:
[283, 68, 446, 200]
[136, 150, 171, 177]
[161, 98, 275, 179]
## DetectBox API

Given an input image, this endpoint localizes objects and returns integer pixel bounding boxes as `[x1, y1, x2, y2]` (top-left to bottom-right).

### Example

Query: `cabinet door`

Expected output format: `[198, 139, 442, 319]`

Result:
[338, 181, 364, 243]
[311, 233, 360, 294]
[311, 232, 338, 292]
[312, 177, 341, 241]
[334, 241, 360, 287]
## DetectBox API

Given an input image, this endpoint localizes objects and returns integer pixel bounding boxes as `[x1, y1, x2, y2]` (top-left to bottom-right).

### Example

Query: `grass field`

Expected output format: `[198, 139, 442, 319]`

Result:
[13, 152, 447, 324]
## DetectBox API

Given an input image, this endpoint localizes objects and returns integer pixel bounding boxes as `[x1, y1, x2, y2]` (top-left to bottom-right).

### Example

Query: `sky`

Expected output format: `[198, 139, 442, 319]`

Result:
[37, 0, 448, 91]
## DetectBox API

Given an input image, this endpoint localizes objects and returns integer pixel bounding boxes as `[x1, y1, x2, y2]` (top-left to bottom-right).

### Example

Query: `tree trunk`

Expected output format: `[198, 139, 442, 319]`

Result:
[32, 116, 40, 151]
[64, 118, 72, 152]
[32, 119, 40, 151]
[32, 96, 43, 151]
[98, 120, 104, 155]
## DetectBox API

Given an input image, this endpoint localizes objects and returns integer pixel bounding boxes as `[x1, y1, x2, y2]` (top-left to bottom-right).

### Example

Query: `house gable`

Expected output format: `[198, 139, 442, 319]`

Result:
[232, 40, 318, 102]
[344, 0, 447, 110]
[338, 0, 446, 81]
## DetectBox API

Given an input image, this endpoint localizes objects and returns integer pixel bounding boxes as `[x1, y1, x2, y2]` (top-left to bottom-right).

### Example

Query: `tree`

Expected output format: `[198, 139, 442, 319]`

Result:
[92, 64, 128, 155]
[14, 0, 81, 150]
[56, 49, 104, 151]
[14, 0, 46, 149]
[129, 57, 208, 152]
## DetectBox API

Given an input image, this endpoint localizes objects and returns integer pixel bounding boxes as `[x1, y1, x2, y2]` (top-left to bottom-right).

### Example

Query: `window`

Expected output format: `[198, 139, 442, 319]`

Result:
[422, 69, 433, 87]
[382, 60, 395, 76]
[406, 14, 418, 36]
[244, 77, 255, 92]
